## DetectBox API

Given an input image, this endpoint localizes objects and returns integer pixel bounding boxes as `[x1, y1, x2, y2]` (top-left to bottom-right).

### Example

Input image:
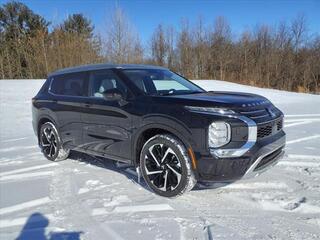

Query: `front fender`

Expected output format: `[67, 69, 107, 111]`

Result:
[132, 114, 197, 165]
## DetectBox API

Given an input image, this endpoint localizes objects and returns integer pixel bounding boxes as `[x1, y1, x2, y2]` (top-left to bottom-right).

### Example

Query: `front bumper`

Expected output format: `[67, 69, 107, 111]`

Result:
[242, 136, 285, 179]
[195, 131, 286, 181]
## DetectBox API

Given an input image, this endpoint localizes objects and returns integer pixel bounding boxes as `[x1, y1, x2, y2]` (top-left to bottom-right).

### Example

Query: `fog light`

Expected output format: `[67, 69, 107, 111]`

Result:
[208, 122, 231, 148]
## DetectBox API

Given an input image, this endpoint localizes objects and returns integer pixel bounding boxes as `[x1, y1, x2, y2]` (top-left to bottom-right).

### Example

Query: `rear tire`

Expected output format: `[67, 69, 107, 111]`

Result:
[39, 122, 69, 161]
[140, 134, 196, 198]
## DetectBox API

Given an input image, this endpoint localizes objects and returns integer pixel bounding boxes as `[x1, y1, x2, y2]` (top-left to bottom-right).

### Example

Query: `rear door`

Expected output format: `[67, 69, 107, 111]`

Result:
[49, 72, 88, 148]
[80, 69, 133, 162]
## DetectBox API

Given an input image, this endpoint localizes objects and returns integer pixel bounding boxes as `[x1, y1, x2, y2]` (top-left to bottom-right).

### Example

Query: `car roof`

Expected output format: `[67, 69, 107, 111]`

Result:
[48, 63, 168, 77]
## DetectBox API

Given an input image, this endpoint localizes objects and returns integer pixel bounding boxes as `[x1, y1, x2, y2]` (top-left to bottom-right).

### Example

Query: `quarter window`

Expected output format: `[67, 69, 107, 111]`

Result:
[50, 72, 87, 96]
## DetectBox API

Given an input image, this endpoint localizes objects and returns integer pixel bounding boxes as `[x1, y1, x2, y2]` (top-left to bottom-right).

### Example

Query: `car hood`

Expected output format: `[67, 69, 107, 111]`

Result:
[151, 91, 271, 109]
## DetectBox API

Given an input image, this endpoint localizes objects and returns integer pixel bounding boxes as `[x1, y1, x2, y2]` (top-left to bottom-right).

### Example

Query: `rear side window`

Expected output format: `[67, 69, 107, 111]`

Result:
[50, 72, 87, 96]
[38, 78, 51, 94]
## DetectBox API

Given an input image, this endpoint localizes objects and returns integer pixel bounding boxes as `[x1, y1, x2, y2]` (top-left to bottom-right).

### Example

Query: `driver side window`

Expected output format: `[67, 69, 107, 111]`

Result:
[88, 70, 127, 98]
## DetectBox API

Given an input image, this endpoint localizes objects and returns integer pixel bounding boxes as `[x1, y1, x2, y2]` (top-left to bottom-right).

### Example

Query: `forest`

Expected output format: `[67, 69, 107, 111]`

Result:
[0, 1, 319, 93]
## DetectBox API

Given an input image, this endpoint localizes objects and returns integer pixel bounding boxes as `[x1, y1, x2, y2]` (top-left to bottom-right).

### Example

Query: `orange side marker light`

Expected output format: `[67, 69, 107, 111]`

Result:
[188, 148, 197, 169]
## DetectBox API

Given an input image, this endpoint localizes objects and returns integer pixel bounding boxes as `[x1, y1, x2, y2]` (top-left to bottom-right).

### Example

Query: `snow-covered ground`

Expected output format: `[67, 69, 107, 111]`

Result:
[1, 79, 320, 240]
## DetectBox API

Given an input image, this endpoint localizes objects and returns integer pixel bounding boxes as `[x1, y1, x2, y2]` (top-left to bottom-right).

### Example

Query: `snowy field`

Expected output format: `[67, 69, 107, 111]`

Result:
[1, 79, 320, 240]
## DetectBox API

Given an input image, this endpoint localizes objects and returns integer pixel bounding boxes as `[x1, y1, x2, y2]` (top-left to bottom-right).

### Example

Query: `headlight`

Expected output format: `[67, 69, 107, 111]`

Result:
[208, 122, 231, 148]
[185, 106, 235, 115]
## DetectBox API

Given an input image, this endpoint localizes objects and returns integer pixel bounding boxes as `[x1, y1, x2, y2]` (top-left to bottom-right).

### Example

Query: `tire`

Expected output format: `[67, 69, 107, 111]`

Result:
[140, 134, 196, 198]
[39, 122, 70, 161]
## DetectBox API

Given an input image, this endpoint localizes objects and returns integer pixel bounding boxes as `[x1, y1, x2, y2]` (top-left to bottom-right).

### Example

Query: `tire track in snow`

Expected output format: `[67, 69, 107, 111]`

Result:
[285, 121, 313, 128]
[0, 137, 30, 143]
[285, 114, 320, 117]
[92, 204, 173, 216]
[0, 145, 37, 153]
[287, 154, 320, 160]
[286, 135, 320, 145]
[223, 194, 320, 215]
[284, 117, 320, 129]
[285, 118, 320, 122]
[49, 163, 125, 240]
[0, 197, 51, 215]
[198, 181, 288, 190]
[278, 161, 320, 168]
[0, 163, 57, 177]
[0, 171, 53, 182]
[0, 152, 43, 165]
[62, 158, 177, 239]
[0, 214, 55, 229]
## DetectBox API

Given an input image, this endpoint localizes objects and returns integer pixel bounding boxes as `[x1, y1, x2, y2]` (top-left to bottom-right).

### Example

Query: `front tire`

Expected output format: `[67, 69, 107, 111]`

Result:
[39, 122, 69, 161]
[140, 134, 196, 197]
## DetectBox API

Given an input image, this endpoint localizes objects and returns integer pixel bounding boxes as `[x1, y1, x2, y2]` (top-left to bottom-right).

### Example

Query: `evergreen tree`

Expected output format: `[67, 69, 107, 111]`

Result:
[0, 1, 48, 40]
[60, 14, 93, 38]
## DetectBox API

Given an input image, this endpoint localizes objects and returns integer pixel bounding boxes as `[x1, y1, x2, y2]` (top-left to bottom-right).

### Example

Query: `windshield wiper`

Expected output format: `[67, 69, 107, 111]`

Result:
[186, 91, 203, 95]
[158, 90, 204, 96]
[160, 92, 174, 96]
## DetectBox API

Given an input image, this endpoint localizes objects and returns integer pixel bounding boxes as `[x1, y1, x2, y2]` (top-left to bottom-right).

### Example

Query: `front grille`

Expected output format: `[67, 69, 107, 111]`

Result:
[277, 119, 283, 131]
[257, 125, 272, 138]
[257, 118, 283, 139]
[254, 147, 283, 171]
[240, 106, 283, 139]
[240, 109, 269, 120]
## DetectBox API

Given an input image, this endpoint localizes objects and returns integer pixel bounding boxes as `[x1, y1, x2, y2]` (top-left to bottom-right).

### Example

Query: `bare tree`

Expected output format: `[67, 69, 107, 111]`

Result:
[150, 24, 168, 66]
[166, 26, 175, 69]
[194, 16, 208, 79]
[176, 19, 194, 78]
[105, 5, 142, 63]
[0, 1, 319, 93]
[291, 14, 307, 52]
[209, 16, 232, 80]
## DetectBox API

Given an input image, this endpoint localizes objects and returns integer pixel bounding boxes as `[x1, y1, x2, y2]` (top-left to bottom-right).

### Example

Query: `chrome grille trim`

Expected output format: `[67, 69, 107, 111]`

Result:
[250, 114, 270, 119]
[240, 109, 266, 114]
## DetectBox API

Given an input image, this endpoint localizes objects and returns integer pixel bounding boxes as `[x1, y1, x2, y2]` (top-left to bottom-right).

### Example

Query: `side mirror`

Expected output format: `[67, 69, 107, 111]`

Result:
[102, 88, 123, 101]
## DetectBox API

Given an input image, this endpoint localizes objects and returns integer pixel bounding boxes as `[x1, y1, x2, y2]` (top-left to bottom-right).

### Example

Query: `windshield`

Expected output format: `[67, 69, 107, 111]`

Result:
[122, 69, 205, 96]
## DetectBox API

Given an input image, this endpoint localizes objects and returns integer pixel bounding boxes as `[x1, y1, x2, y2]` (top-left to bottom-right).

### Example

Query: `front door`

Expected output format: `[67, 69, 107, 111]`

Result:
[80, 69, 133, 162]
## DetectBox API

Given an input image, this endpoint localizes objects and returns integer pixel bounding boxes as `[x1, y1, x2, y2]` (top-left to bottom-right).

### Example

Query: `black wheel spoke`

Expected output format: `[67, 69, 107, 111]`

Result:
[166, 164, 181, 183]
[159, 170, 169, 191]
[148, 146, 161, 167]
[167, 170, 178, 190]
[160, 147, 174, 163]
[44, 129, 51, 143]
[49, 144, 53, 156]
[41, 127, 57, 158]
[144, 143, 182, 192]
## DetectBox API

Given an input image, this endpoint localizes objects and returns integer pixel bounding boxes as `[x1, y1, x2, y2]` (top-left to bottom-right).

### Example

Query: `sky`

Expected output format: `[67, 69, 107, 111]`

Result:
[1, 0, 319, 43]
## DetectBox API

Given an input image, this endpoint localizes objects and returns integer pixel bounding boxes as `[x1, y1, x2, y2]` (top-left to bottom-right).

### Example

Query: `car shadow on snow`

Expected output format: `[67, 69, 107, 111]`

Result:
[67, 151, 232, 193]
[67, 151, 151, 191]
[193, 181, 233, 191]
[16, 212, 82, 240]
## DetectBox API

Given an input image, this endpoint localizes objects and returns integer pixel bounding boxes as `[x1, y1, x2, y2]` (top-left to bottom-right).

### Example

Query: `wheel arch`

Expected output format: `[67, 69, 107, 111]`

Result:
[132, 123, 193, 167]
[37, 115, 57, 142]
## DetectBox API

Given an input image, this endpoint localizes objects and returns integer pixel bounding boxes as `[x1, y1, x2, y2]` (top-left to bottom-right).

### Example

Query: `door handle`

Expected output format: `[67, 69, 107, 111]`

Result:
[83, 102, 91, 108]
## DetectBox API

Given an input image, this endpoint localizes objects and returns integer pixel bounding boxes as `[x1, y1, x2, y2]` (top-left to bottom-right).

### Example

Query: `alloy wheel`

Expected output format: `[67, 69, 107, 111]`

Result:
[40, 127, 57, 158]
[144, 143, 182, 192]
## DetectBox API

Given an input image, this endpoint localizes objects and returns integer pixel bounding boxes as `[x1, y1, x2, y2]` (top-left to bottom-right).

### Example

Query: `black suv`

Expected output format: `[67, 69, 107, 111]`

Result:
[32, 64, 286, 197]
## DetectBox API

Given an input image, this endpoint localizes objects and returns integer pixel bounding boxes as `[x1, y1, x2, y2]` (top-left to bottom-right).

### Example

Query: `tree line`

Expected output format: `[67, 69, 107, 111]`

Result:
[1, 1, 319, 93]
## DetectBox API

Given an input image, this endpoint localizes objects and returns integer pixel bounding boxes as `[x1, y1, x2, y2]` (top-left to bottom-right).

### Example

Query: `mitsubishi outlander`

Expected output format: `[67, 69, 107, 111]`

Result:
[32, 64, 286, 197]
